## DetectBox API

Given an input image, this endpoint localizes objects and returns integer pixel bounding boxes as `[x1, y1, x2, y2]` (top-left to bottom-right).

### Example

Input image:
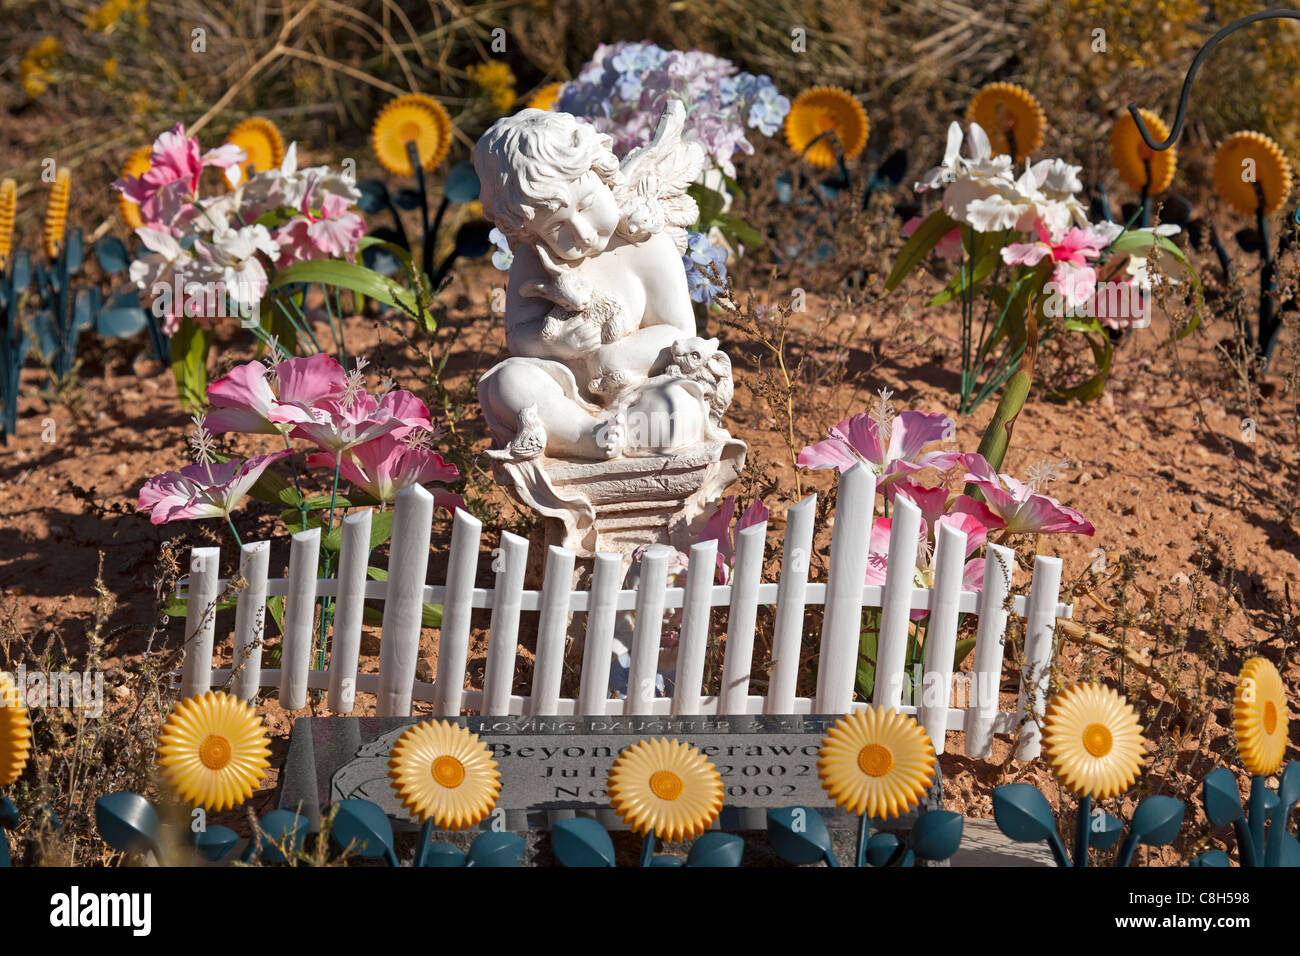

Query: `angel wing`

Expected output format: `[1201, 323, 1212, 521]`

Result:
[617, 99, 705, 253]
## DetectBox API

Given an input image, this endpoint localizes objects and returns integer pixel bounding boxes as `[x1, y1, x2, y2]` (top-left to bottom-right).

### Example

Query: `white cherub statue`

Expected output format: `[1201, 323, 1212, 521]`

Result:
[473, 100, 745, 555]
[476, 99, 740, 459]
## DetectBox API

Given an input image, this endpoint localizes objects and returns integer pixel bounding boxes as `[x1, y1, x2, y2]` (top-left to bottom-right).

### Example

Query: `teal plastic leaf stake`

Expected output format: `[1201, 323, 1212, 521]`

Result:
[331, 799, 399, 867]
[766, 807, 839, 867]
[95, 793, 163, 860]
[551, 818, 617, 868]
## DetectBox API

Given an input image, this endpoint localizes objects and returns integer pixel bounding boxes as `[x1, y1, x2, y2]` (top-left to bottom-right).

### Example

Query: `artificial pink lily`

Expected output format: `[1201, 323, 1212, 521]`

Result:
[956, 454, 1094, 536]
[697, 496, 769, 584]
[205, 353, 347, 435]
[307, 434, 462, 508]
[113, 122, 245, 229]
[289, 389, 433, 453]
[137, 451, 289, 524]
[274, 175, 366, 265]
[798, 409, 960, 485]
[864, 509, 987, 618]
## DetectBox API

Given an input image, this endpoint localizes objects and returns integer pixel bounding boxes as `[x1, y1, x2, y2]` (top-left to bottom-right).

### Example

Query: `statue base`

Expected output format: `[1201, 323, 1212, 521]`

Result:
[491, 437, 746, 559]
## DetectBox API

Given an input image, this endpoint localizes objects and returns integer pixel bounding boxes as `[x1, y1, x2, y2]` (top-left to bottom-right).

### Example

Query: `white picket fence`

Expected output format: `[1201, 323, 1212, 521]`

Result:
[175, 462, 1072, 759]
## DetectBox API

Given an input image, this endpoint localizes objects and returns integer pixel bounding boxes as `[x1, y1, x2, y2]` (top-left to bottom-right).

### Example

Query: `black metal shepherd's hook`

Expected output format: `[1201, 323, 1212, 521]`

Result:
[1126, 8, 1300, 151]
[1127, 8, 1300, 366]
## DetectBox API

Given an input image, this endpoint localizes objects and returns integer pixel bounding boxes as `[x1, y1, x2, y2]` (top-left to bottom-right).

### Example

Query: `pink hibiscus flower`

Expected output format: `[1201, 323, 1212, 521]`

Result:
[137, 451, 289, 524]
[798, 409, 960, 485]
[955, 454, 1094, 535]
[289, 389, 433, 453]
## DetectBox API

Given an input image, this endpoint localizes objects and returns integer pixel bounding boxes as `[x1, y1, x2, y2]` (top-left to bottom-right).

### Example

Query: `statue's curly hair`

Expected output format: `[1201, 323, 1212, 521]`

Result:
[473, 109, 623, 248]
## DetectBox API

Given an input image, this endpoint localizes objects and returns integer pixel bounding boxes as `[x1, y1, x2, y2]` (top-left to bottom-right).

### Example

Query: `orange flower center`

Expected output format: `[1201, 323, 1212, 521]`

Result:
[649, 770, 684, 801]
[1083, 723, 1113, 758]
[1264, 701, 1278, 735]
[199, 734, 232, 770]
[431, 755, 465, 788]
[857, 743, 894, 777]
[400, 121, 424, 144]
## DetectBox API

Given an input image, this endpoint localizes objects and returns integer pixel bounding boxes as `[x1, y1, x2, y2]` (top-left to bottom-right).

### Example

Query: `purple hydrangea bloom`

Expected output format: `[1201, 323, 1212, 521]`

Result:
[555, 42, 788, 174]
[683, 230, 728, 304]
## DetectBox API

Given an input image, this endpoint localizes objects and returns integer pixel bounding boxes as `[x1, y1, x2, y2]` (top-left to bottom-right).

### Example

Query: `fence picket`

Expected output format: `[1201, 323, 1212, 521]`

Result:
[328, 509, 372, 713]
[181, 546, 221, 697]
[231, 541, 270, 703]
[766, 494, 815, 714]
[963, 542, 1016, 757]
[917, 521, 966, 752]
[529, 546, 576, 716]
[482, 532, 530, 716]
[433, 508, 482, 716]
[816, 464, 876, 713]
[672, 539, 718, 716]
[376, 487, 434, 717]
[624, 545, 670, 714]
[280, 527, 321, 711]
[719, 521, 767, 713]
[1014, 555, 1064, 760]
[874, 494, 922, 710]
[577, 552, 622, 716]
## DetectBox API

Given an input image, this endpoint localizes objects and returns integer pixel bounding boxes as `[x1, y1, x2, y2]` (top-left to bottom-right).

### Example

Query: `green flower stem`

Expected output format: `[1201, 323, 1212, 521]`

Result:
[276, 291, 323, 355]
[959, 227, 975, 412]
[855, 812, 870, 868]
[1073, 794, 1091, 867]
[282, 434, 309, 530]
[971, 230, 1009, 375]
[326, 451, 342, 534]
[226, 515, 243, 549]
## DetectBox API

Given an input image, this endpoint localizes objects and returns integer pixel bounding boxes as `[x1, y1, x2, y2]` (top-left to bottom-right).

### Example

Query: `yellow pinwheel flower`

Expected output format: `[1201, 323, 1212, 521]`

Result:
[225, 118, 285, 187]
[42, 167, 70, 261]
[818, 707, 936, 819]
[1110, 109, 1177, 195]
[607, 738, 724, 841]
[0, 179, 15, 273]
[372, 93, 452, 177]
[966, 82, 1045, 162]
[1042, 683, 1145, 799]
[1213, 131, 1293, 218]
[388, 720, 501, 830]
[155, 691, 271, 811]
[1234, 657, 1290, 777]
[0, 673, 32, 786]
[117, 145, 152, 231]
[785, 86, 869, 169]
[526, 82, 564, 112]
